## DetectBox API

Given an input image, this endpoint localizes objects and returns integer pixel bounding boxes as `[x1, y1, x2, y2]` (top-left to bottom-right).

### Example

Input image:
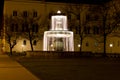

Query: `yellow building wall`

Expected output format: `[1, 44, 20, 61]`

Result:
[3, 0, 120, 53]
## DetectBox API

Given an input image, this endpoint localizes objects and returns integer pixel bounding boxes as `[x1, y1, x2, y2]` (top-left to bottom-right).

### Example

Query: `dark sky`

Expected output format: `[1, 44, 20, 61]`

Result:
[45, 0, 111, 4]
[0, 0, 4, 30]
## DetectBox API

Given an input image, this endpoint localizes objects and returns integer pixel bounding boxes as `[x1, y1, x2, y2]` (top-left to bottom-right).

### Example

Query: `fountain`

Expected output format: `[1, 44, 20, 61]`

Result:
[43, 10, 74, 51]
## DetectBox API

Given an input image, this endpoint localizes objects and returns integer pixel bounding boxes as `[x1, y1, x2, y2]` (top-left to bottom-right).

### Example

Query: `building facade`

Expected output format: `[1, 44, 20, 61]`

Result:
[2, 0, 120, 53]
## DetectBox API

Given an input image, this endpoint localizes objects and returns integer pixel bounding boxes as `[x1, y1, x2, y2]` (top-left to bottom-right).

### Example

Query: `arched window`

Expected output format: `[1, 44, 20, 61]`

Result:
[33, 40, 37, 45]
[23, 40, 26, 45]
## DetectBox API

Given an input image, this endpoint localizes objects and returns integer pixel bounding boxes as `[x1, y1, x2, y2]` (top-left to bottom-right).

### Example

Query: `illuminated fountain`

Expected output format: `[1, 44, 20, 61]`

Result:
[43, 11, 74, 51]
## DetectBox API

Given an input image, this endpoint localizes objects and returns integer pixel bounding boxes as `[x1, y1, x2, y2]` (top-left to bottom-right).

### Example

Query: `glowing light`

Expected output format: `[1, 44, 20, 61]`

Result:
[51, 44, 53, 47]
[51, 16, 67, 30]
[43, 10, 74, 51]
[109, 44, 113, 47]
[78, 44, 81, 47]
[57, 10, 61, 14]
[21, 45, 25, 52]
[22, 45, 24, 47]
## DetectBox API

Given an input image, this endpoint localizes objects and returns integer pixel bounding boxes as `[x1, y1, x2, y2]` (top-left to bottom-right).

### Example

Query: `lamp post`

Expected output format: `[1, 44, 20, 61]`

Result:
[78, 44, 81, 51]
[109, 43, 113, 53]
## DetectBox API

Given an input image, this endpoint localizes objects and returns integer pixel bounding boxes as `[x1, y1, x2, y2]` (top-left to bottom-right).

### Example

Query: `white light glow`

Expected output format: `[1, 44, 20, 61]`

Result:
[51, 44, 53, 47]
[110, 44, 113, 47]
[22, 45, 24, 47]
[43, 11, 74, 51]
[44, 31, 73, 37]
[57, 10, 61, 14]
[78, 44, 81, 47]
[51, 16, 67, 30]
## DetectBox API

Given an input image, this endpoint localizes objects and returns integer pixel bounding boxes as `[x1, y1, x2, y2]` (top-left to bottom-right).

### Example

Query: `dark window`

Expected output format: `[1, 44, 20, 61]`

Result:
[86, 14, 90, 21]
[13, 11, 17, 16]
[86, 14, 99, 21]
[94, 15, 99, 21]
[33, 40, 37, 45]
[77, 14, 80, 20]
[23, 11, 28, 17]
[84, 26, 90, 34]
[75, 26, 78, 34]
[78, 26, 81, 34]
[49, 12, 53, 19]
[68, 14, 71, 20]
[22, 23, 28, 32]
[15, 24, 18, 32]
[23, 40, 26, 45]
[69, 25, 72, 31]
[75, 26, 81, 34]
[33, 11, 37, 17]
[11, 24, 14, 32]
[32, 24, 38, 33]
[11, 23, 18, 32]
[86, 42, 89, 47]
[13, 40, 16, 45]
[22, 24, 24, 32]
[93, 26, 99, 34]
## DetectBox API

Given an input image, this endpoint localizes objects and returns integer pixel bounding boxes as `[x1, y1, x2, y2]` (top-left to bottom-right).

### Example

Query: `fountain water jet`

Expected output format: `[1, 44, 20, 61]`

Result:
[43, 11, 74, 51]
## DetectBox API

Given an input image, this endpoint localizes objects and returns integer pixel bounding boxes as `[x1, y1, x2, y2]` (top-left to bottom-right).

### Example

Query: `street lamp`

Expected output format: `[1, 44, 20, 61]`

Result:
[109, 43, 113, 53]
[78, 44, 81, 48]
[110, 44, 113, 47]
[57, 10, 61, 14]
[78, 44, 81, 51]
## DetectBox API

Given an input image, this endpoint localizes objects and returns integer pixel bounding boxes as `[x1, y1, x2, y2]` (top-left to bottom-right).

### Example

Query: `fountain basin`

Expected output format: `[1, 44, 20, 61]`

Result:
[43, 30, 74, 51]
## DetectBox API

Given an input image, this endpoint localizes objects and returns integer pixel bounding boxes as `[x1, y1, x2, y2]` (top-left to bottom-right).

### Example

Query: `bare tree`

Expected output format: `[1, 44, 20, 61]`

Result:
[4, 15, 20, 55]
[92, 1, 120, 56]
[62, 3, 89, 53]
[18, 10, 41, 51]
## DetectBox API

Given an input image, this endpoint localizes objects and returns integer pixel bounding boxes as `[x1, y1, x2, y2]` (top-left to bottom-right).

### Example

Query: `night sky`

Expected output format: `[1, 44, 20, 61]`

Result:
[0, 0, 4, 30]
[45, 0, 111, 4]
